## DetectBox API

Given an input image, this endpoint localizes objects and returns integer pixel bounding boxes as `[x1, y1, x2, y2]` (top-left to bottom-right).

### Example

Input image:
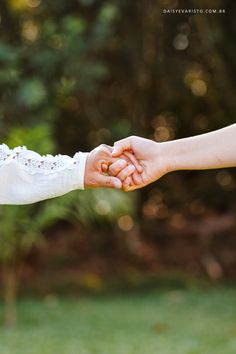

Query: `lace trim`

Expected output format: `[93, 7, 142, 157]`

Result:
[0, 144, 81, 175]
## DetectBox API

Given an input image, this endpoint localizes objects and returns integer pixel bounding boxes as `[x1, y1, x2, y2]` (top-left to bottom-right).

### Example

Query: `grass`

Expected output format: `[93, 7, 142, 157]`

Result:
[0, 286, 236, 354]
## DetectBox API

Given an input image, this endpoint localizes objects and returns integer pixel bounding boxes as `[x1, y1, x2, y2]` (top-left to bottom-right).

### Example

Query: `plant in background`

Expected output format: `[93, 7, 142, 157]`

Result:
[0, 123, 135, 327]
[0, 125, 73, 328]
[0, 201, 72, 328]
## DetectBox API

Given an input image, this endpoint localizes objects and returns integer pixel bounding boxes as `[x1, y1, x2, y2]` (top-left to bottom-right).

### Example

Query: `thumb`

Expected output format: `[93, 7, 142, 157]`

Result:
[96, 174, 122, 189]
[112, 139, 132, 157]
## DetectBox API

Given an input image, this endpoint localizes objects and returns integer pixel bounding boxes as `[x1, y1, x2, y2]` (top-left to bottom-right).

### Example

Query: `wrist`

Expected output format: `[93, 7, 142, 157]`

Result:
[82, 152, 91, 189]
[159, 140, 180, 173]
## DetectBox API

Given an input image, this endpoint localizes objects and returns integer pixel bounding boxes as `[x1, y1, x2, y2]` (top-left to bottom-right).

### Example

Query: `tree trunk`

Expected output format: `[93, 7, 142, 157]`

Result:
[3, 264, 18, 328]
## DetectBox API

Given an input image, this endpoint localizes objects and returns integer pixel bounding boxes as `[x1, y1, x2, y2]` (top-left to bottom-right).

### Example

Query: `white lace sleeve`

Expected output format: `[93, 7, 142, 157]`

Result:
[0, 144, 89, 205]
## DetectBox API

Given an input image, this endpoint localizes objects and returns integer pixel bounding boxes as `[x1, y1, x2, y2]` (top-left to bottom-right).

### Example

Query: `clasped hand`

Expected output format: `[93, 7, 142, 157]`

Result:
[85, 125, 236, 191]
[84, 143, 141, 191]
[84, 136, 168, 192]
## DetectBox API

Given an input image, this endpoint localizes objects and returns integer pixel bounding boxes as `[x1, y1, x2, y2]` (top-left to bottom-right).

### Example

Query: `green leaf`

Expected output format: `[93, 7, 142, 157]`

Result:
[62, 16, 86, 35]
[98, 4, 119, 23]
[0, 43, 18, 62]
[17, 79, 47, 108]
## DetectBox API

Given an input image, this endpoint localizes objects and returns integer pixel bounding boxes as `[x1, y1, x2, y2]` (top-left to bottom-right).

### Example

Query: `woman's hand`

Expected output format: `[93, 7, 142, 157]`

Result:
[84, 144, 141, 189]
[110, 124, 236, 191]
[111, 136, 171, 191]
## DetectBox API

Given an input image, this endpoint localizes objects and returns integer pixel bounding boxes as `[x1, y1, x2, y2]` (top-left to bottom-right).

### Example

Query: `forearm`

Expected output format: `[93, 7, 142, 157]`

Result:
[162, 124, 236, 172]
[0, 144, 88, 205]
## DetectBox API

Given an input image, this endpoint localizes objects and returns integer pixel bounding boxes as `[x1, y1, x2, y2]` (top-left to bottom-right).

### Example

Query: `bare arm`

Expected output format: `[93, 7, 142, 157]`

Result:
[111, 124, 236, 191]
[165, 124, 236, 171]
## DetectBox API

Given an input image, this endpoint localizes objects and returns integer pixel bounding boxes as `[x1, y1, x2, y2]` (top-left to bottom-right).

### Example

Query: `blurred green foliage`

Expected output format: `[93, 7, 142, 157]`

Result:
[0, 0, 236, 290]
[0, 0, 134, 255]
[0, 125, 57, 264]
[1, 288, 236, 353]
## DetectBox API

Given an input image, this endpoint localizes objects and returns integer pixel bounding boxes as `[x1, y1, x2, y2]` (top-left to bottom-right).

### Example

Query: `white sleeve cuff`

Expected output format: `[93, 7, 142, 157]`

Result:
[73, 152, 89, 190]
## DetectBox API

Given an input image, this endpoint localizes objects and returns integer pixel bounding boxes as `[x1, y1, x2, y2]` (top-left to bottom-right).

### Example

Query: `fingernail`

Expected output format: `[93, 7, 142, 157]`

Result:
[129, 165, 135, 172]
[119, 159, 127, 167]
[138, 165, 143, 173]
[114, 180, 122, 189]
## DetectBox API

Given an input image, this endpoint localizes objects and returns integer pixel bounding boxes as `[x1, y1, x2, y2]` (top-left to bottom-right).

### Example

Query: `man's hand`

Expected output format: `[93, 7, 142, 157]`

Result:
[111, 136, 171, 191]
[84, 144, 139, 189]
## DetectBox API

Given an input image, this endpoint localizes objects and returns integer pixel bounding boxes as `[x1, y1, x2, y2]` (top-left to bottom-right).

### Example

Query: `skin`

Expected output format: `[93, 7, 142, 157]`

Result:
[110, 124, 236, 191]
[111, 136, 168, 191]
[84, 144, 142, 189]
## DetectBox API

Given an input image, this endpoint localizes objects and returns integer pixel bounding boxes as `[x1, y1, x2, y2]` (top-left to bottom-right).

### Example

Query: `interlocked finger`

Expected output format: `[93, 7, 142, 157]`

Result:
[108, 159, 128, 177]
[116, 164, 135, 182]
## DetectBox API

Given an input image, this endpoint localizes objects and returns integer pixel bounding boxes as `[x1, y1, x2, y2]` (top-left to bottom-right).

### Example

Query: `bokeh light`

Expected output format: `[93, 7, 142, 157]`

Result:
[191, 79, 207, 97]
[22, 21, 39, 42]
[216, 171, 235, 191]
[27, 0, 41, 8]
[173, 34, 189, 51]
[118, 215, 134, 231]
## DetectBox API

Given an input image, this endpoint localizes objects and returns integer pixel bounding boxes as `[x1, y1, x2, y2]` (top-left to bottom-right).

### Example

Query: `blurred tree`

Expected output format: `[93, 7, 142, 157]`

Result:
[0, 122, 134, 327]
[0, 0, 236, 286]
[0, 125, 74, 328]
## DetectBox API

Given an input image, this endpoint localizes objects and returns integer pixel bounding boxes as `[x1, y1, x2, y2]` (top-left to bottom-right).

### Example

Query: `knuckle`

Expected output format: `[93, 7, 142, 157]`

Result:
[101, 145, 112, 155]
[99, 144, 107, 151]
[114, 139, 123, 146]
[130, 135, 137, 142]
